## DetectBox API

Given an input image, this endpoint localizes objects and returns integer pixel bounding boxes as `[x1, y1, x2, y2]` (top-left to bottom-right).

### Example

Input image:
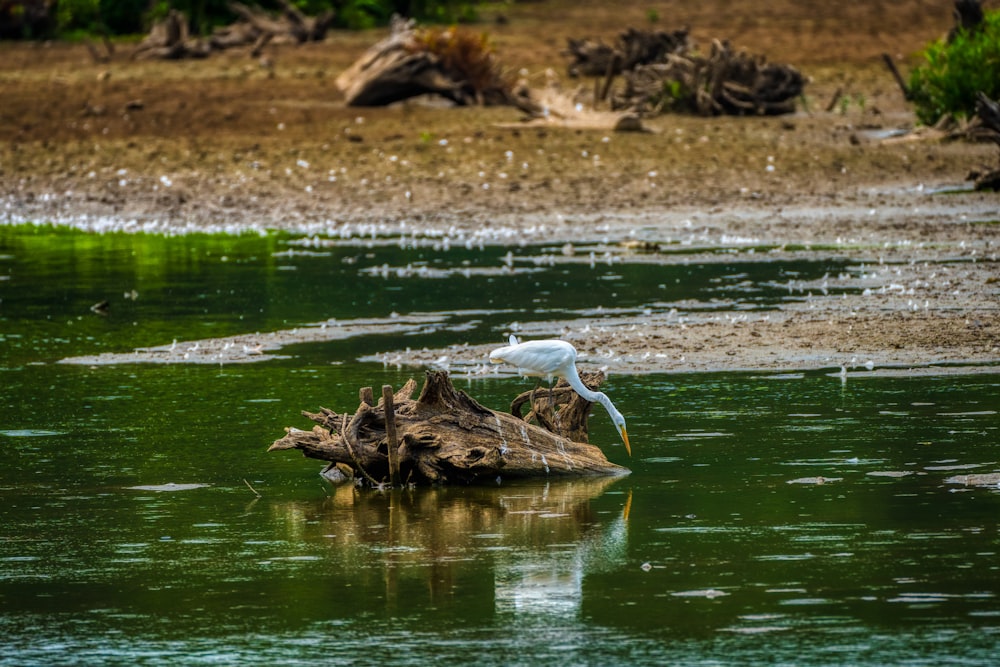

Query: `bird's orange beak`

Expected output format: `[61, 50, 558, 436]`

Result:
[620, 427, 631, 456]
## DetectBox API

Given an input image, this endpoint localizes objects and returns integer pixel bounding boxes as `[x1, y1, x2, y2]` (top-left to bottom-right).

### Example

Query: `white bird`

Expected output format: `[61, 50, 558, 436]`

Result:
[489, 335, 631, 455]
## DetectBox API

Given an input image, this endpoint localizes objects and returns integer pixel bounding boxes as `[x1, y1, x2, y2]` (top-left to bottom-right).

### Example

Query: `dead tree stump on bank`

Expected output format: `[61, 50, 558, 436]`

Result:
[564, 27, 804, 116]
[222, 0, 333, 51]
[615, 38, 804, 116]
[132, 9, 211, 60]
[131, 0, 332, 60]
[269, 370, 629, 486]
[565, 27, 691, 77]
[335, 16, 534, 110]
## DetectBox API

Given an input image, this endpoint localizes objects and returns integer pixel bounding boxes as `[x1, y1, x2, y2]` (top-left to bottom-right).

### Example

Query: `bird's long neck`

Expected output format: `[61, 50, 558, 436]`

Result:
[564, 364, 610, 411]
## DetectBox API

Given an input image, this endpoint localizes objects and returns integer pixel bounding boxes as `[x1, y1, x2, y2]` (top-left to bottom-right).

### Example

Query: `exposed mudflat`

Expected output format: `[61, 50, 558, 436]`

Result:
[4, 0, 998, 374]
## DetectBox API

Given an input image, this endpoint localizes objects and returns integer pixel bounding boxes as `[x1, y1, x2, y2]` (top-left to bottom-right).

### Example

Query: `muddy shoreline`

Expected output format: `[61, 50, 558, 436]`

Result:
[4, 1, 999, 374]
[57, 218, 999, 375]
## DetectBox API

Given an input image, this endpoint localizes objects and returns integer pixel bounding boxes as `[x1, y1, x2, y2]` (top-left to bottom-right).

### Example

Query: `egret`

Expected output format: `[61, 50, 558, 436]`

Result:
[489, 335, 631, 455]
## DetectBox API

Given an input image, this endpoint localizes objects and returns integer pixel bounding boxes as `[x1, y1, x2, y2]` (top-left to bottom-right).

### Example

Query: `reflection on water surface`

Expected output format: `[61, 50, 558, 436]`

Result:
[1, 226, 999, 665]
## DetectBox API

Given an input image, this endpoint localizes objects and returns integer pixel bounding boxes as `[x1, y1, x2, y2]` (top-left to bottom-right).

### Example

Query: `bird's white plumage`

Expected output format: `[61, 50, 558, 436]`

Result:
[489, 336, 631, 455]
[489, 338, 577, 381]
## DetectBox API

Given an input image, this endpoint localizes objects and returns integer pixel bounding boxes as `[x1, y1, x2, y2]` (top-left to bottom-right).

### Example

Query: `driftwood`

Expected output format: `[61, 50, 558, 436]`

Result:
[566, 27, 690, 77]
[336, 16, 533, 110]
[975, 92, 1000, 141]
[565, 26, 802, 116]
[615, 38, 804, 116]
[224, 0, 333, 46]
[132, 10, 210, 60]
[269, 370, 629, 486]
[133, 0, 332, 61]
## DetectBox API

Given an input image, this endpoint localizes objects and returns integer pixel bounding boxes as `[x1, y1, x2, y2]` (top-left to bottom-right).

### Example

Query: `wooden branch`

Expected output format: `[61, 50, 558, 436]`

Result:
[975, 92, 1000, 138]
[599, 54, 619, 102]
[509, 371, 604, 444]
[359, 386, 374, 406]
[565, 28, 689, 77]
[85, 39, 110, 64]
[382, 384, 401, 485]
[613, 35, 804, 116]
[270, 371, 629, 485]
[227, 1, 286, 37]
[132, 2, 332, 60]
[132, 9, 210, 60]
[881, 53, 911, 101]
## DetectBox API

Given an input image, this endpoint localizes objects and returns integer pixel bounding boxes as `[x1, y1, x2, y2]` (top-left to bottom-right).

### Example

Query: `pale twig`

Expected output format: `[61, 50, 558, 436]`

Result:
[243, 478, 262, 498]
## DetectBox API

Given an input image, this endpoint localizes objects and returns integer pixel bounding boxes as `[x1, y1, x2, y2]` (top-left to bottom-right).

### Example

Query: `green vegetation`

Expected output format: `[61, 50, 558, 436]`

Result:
[908, 9, 1000, 125]
[2, 0, 481, 38]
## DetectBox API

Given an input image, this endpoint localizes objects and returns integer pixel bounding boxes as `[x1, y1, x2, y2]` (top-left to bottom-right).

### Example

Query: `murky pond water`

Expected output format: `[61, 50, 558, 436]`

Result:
[2, 226, 999, 665]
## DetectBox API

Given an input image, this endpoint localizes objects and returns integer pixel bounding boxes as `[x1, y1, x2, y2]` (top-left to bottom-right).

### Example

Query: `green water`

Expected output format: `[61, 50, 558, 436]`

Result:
[2, 226, 999, 665]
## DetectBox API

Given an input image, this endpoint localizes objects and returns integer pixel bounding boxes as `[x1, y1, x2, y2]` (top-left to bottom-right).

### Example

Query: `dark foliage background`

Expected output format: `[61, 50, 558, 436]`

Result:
[0, 0, 480, 38]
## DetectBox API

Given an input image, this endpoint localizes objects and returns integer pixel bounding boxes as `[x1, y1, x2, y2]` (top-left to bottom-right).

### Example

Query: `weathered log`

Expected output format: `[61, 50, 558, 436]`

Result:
[565, 38, 621, 78]
[975, 91, 1000, 140]
[132, 2, 332, 60]
[615, 39, 804, 116]
[566, 27, 690, 77]
[335, 16, 532, 110]
[270, 371, 629, 486]
[132, 10, 210, 60]
[565, 24, 802, 117]
[209, 21, 262, 51]
[227, 0, 332, 45]
[509, 370, 609, 444]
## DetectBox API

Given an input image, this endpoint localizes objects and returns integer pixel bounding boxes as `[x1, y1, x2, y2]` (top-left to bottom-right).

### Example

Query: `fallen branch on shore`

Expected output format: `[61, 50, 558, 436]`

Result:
[132, 0, 332, 60]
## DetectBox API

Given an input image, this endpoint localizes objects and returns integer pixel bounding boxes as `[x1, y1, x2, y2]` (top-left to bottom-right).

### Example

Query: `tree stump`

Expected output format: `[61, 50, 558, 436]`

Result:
[131, 1, 333, 60]
[564, 26, 803, 116]
[565, 27, 690, 77]
[616, 38, 804, 116]
[225, 0, 333, 46]
[131, 9, 210, 60]
[269, 370, 629, 486]
[335, 16, 533, 110]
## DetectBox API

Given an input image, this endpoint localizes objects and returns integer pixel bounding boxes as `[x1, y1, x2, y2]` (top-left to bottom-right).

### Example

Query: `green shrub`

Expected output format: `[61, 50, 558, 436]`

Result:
[55, 0, 101, 32]
[99, 0, 145, 33]
[334, 0, 390, 30]
[908, 10, 1000, 125]
[39, 0, 480, 38]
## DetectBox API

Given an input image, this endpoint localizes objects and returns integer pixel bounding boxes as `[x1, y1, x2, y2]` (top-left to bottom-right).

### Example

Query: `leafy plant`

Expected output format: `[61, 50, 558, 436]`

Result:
[657, 79, 689, 111]
[908, 9, 1000, 125]
[404, 0, 477, 24]
[335, 0, 388, 29]
[55, 0, 101, 32]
